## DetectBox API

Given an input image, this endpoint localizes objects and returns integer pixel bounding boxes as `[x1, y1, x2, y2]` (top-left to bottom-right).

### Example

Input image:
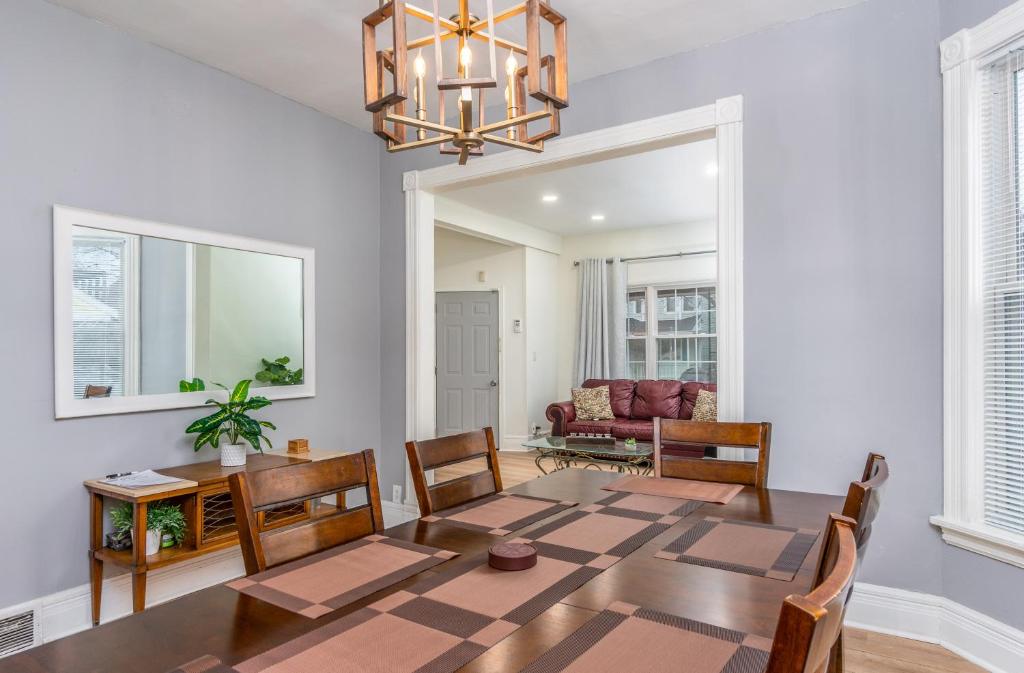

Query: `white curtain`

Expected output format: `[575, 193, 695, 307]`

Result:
[574, 258, 627, 385]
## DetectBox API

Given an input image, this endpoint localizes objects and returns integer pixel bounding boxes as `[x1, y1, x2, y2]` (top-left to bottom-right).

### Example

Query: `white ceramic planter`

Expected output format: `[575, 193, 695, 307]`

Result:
[221, 443, 247, 467]
[145, 529, 161, 555]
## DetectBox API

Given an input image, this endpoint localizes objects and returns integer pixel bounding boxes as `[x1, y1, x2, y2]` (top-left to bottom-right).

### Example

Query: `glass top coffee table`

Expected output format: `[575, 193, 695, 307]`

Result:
[521, 436, 654, 475]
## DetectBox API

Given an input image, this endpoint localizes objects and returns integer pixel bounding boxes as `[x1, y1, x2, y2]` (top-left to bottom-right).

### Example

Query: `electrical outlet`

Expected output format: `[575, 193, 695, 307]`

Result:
[393, 485, 402, 503]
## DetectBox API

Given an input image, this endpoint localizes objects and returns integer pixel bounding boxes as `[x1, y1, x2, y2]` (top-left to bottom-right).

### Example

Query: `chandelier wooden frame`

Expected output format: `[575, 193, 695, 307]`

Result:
[362, 0, 568, 164]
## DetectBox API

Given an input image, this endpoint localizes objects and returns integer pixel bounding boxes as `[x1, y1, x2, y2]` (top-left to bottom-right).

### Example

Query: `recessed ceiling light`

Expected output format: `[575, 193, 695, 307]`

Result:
[541, 194, 559, 203]
[705, 163, 719, 176]
[591, 214, 606, 222]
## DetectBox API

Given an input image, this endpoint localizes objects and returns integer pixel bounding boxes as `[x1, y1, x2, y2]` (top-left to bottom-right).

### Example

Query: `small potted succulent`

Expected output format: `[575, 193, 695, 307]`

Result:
[624, 437, 638, 451]
[186, 380, 275, 467]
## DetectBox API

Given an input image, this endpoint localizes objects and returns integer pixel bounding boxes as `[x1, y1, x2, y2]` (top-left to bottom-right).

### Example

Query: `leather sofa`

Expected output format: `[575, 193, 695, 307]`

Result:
[545, 378, 718, 458]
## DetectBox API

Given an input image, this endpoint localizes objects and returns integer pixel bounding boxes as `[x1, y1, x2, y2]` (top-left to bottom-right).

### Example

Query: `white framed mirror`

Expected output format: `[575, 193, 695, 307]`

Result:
[53, 205, 315, 418]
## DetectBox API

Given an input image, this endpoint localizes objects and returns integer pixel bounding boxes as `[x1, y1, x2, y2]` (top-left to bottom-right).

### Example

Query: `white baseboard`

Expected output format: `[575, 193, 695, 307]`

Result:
[500, 434, 530, 451]
[383, 500, 419, 526]
[847, 583, 1024, 673]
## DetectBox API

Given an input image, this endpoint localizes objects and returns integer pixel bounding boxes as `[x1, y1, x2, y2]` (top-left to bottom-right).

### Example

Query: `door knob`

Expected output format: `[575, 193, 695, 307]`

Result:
[489, 380, 497, 387]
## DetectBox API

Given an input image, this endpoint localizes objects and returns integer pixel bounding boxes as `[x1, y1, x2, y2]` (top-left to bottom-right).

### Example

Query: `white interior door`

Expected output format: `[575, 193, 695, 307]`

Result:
[435, 291, 499, 442]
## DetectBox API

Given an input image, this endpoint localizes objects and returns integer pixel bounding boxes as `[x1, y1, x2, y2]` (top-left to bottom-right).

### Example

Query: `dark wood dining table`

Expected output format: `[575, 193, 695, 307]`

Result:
[0, 469, 844, 673]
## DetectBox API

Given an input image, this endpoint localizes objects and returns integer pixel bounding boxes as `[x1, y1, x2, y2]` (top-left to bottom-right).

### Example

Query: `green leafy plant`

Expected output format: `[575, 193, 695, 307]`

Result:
[179, 378, 206, 392]
[254, 356, 303, 386]
[110, 502, 134, 536]
[624, 437, 637, 448]
[148, 502, 187, 547]
[186, 380, 275, 453]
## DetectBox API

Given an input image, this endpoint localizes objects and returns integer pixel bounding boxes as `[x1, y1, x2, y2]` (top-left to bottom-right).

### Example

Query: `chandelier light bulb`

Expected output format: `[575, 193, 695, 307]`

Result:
[460, 44, 473, 69]
[505, 50, 518, 77]
[413, 50, 426, 78]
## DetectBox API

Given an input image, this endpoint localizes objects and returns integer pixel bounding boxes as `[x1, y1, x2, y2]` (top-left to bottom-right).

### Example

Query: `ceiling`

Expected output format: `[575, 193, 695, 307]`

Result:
[50, 0, 866, 130]
[441, 138, 717, 235]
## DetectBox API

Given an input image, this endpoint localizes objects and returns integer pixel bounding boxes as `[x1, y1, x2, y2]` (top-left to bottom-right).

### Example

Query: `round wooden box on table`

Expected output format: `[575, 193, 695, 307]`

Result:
[488, 542, 538, 571]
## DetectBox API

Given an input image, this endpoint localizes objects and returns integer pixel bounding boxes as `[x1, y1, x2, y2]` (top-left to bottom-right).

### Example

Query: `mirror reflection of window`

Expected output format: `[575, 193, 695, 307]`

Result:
[72, 228, 138, 398]
[70, 227, 304, 399]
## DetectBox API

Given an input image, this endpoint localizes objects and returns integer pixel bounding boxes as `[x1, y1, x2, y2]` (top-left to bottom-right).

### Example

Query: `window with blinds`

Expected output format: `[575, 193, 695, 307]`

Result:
[980, 50, 1024, 535]
[71, 232, 134, 398]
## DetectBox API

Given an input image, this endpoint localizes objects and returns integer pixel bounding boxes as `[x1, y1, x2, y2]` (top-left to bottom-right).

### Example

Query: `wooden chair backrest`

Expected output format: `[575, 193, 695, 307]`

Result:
[228, 450, 385, 575]
[83, 385, 112, 398]
[841, 452, 889, 558]
[654, 419, 772, 488]
[405, 427, 502, 517]
[766, 514, 859, 673]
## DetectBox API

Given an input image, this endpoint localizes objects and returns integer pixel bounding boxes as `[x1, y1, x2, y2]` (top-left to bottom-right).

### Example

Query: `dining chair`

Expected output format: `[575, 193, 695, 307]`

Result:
[842, 452, 889, 557]
[816, 452, 889, 673]
[83, 384, 112, 398]
[765, 514, 859, 673]
[653, 419, 772, 488]
[405, 427, 502, 517]
[228, 450, 385, 575]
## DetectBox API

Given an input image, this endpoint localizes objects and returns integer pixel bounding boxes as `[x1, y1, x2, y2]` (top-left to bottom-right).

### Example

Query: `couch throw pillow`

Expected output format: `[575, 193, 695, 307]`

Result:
[572, 386, 615, 421]
[691, 390, 718, 422]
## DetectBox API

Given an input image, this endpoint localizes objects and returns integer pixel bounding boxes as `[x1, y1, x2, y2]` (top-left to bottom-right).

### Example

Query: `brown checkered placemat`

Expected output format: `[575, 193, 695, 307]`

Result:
[603, 475, 744, 505]
[227, 534, 459, 618]
[517, 601, 772, 673]
[225, 492, 701, 673]
[165, 656, 231, 673]
[422, 492, 578, 535]
[654, 516, 820, 581]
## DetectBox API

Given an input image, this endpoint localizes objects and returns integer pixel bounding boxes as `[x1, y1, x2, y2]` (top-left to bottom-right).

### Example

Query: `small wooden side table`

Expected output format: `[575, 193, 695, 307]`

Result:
[84, 451, 346, 626]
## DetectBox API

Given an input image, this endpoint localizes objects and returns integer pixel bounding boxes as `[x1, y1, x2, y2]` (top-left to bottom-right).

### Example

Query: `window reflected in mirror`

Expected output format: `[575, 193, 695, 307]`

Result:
[71, 226, 304, 399]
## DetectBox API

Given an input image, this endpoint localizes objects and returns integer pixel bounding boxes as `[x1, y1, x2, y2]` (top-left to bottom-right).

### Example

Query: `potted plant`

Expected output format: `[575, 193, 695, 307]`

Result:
[108, 502, 133, 551]
[109, 502, 184, 555]
[254, 356, 303, 386]
[148, 502, 187, 549]
[186, 380, 275, 467]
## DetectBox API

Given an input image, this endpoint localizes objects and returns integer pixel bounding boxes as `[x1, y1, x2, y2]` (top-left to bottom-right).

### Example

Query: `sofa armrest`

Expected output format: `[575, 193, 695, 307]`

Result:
[546, 401, 577, 436]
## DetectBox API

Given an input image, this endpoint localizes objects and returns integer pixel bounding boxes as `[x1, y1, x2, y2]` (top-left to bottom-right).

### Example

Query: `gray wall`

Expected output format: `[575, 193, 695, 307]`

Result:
[0, 0, 381, 608]
[378, 0, 1024, 629]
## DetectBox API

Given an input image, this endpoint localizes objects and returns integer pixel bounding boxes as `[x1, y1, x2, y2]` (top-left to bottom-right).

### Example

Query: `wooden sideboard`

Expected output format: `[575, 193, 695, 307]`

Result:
[84, 451, 346, 626]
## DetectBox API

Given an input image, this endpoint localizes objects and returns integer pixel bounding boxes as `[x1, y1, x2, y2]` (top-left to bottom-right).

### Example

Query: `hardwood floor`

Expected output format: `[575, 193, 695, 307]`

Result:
[437, 450, 989, 673]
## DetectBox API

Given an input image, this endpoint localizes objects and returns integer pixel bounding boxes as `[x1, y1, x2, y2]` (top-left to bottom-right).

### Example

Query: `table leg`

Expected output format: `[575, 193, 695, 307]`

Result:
[89, 493, 104, 626]
[534, 452, 550, 475]
[132, 501, 148, 614]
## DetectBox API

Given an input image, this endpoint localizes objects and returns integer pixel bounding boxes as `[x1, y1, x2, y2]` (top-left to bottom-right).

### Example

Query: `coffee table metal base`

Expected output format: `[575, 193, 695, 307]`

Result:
[534, 448, 653, 476]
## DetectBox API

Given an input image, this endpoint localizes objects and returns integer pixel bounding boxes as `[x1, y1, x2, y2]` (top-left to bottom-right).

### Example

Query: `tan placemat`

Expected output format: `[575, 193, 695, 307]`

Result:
[517, 601, 772, 673]
[655, 516, 820, 581]
[228, 493, 698, 673]
[227, 534, 458, 618]
[423, 492, 577, 535]
[603, 475, 744, 504]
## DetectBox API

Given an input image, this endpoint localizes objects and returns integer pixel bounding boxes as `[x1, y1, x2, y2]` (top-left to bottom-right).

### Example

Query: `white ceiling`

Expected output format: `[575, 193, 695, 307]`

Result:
[442, 138, 717, 235]
[49, 0, 866, 130]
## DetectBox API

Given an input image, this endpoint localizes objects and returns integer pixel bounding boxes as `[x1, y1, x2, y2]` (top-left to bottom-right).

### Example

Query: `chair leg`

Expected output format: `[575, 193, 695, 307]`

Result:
[827, 630, 844, 673]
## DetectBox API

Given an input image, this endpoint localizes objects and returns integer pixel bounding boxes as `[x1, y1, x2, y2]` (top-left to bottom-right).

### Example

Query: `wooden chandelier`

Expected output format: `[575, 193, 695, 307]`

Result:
[362, 1, 568, 164]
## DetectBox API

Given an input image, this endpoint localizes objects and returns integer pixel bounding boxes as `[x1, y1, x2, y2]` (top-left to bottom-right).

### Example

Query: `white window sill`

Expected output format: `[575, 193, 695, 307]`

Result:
[930, 515, 1024, 569]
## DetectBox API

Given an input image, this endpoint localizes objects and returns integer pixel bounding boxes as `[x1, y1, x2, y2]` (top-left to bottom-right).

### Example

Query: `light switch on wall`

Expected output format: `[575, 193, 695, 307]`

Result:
[478, 270, 487, 282]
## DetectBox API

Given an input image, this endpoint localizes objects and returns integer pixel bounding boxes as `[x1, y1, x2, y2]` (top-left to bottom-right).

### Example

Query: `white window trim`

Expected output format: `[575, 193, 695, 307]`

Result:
[934, 0, 1024, 568]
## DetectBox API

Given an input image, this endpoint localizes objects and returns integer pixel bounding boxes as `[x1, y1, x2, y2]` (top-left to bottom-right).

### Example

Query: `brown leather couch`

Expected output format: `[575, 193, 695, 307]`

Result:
[545, 379, 718, 458]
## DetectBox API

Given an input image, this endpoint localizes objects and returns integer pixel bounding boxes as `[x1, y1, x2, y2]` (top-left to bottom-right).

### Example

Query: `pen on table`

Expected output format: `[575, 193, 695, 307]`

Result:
[105, 471, 135, 479]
